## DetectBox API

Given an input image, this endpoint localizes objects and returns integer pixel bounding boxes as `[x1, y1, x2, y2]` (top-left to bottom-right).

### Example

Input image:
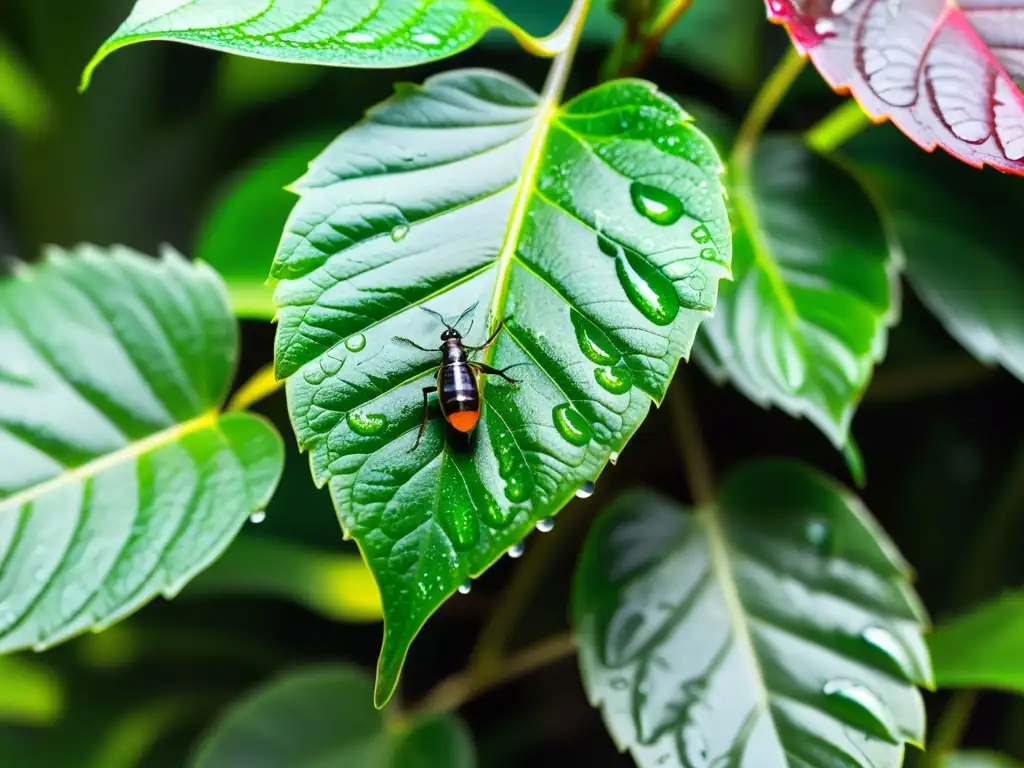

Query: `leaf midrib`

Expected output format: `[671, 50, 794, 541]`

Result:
[0, 410, 219, 515]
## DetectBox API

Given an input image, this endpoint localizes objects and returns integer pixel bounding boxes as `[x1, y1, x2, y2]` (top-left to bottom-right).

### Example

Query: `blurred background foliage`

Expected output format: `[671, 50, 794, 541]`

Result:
[0, 0, 1021, 765]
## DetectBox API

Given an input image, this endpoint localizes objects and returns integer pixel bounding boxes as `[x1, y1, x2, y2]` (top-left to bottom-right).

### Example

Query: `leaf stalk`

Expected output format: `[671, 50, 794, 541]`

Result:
[805, 98, 873, 154]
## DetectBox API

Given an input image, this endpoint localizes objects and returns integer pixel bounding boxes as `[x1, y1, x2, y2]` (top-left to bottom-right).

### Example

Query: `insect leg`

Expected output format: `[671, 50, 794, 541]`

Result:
[393, 336, 436, 352]
[469, 361, 522, 385]
[411, 386, 438, 452]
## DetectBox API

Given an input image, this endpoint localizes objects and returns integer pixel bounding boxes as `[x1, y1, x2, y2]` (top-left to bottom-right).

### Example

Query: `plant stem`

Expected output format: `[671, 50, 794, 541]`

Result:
[668, 374, 714, 506]
[413, 632, 576, 718]
[926, 690, 978, 766]
[864, 357, 995, 403]
[612, 0, 695, 78]
[227, 363, 285, 412]
[731, 46, 806, 171]
[805, 98, 873, 154]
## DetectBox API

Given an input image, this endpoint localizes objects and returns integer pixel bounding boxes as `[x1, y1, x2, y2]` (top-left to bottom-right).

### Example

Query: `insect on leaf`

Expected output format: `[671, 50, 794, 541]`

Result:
[0, 246, 284, 656]
[272, 68, 731, 706]
[573, 459, 932, 768]
[766, 0, 1024, 175]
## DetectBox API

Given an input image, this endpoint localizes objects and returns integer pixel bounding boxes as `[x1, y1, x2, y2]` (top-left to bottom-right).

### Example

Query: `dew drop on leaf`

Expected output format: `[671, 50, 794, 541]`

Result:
[629, 182, 684, 225]
[700, 247, 718, 261]
[599, 234, 680, 326]
[609, 451, 620, 466]
[576, 480, 595, 499]
[860, 626, 915, 680]
[507, 541, 525, 559]
[595, 364, 633, 395]
[249, 510, 266, 524]
[804, 518, 832, 554]
[390, 224, 410, 242]
[342, 31, 374, 43]
[458, 580, 472, 595]
[438, 499, 478, 551]
[345, 333, 366, 352]
[496, 440, 535, 503]
[552, 403, 592, 447]
[346, 411, 387, 436]
[536, 517, 555, 533]
[478, 487, 514, 529]
[821, 679, 899, 743]
[302, 366, 327, 385]
[690, 224, 712, 244]
[570, 310, 620, 365]
[412, 32, 441, 45]
[320, 354, 343, 376]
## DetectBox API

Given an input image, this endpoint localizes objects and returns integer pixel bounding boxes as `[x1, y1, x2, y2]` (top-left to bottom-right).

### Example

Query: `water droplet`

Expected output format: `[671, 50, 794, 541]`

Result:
[552, 404, 592, 447]
[610, 676, 628, 690]
[861, 626, 916, 680]
[595, 364, 633, 395]
[303, 366, 327, 385]
[536, 517, 555, 533]
[458, 580, 472, 595]
[699, 247, 717, 260]
[699, 179, 709, 190]
[576, 480, 595, 499]
[390, 224, 409, 242]
[249, 510, 266, 524]
[599, 234, 679, 326]
[570, 310, 620, 365]
[821, 679, 899, 743]
[804, 518, 832, 554]
[345, 333, 366, 352]
[439, 500, 478, 550]
[347, 411, 387, 436]
[320, 354, 343, 376]
[609, 451, 620, 466]
[507, 541, 525, 559]
[412, 31, 441, 45]
[690, 224, 712, 244]
[815, 18, 836, 34]
[629, 182, 684, 225]
[342, 31, 374, 43]
[496, 441, 535, 503]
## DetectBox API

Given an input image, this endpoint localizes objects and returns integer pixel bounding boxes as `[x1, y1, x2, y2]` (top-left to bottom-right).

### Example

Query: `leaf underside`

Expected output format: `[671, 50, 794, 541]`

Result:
[573, 459, 932, 768]
[0, 246, 283, 654]
[767, 0, 1024, 175]
[695, 137, 896, 448]
[81, 0, 518, 90]
[272, 68, 731, 705]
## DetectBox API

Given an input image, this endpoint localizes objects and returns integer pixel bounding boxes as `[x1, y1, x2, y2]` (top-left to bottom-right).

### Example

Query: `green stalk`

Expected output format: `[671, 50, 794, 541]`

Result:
[805, 98, 873, 153]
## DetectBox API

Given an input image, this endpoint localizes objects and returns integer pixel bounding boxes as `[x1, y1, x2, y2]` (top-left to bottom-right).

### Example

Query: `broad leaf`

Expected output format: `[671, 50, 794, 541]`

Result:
[0, 245, 284, 654]
[695, 137, 897, 447]
[766, 0, 1024, 175]
[272, 68, 730, 705]
[193, 665, 475, 767]
[82, 0, 537, 90]
[929, 591, 1024, 693]
[848, 134, 1024, 383]
[573, 459, 931, 767]
[196, 134, 333, 320]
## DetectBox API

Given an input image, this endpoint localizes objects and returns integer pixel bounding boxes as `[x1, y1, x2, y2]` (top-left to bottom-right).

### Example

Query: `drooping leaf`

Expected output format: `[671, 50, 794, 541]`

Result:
[196, 134, 334, 320]
[81, 0, 538, 91]
[0, 245, 284, 655]
[573, 459, 931, 767]
[766, 0, 1024, 175]
[929, 591, 1024, 693]
[942, 752, 1024, 768]
[846, 130, 1024, 383]
[272, 68, 731, 705]
[193, 665, 475, 767]
[694, 137, 897, 448]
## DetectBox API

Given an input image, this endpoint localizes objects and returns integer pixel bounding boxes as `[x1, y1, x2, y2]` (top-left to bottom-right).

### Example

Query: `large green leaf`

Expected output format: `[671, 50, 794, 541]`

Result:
[694, 137, 897, 448]
[929, 591, 1024, 693]
[193, 665, 475, 766]
[81, 0, 538, 90]
[272, 68, 730, 705]
[572, 459, 931, 767]
[0, 246, 284, 654]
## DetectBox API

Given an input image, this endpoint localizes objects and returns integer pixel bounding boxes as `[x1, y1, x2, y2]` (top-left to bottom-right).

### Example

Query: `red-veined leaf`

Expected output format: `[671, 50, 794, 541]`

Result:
[766, 0, 1024, 175]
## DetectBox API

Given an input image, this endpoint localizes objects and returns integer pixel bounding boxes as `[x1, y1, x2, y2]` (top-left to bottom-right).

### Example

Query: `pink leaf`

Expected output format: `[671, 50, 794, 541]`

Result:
[766, 0, 1024, 175]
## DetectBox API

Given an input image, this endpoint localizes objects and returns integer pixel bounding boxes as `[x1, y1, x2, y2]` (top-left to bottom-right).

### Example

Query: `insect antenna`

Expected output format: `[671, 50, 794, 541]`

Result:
[451, 301, 480, 332]
[418, 305, 451, 327]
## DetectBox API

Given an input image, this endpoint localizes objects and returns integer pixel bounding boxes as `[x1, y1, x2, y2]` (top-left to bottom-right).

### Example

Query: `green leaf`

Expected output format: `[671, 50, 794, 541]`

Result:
[0, 657, 63, 725]
[929, 591, 1024, 693]
[81, 0, 537, 91]
[272, 68, 730, 706]
[196, 134, 333, 320]
[0, 245, 284, 655]
[572, 459, 931, 767]
[694, 137, 897, 448]
[193, 665, 475, 767]
[941, 752, 1024, 768]
[0, 36, 50, 136]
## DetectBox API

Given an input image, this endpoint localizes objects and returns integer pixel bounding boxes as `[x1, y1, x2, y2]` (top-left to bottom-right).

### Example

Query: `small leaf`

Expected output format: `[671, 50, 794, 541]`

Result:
[273, 68, 731, 706]
[0, 657, 63, 725]
[193, 665, 475, 767]
[573, 459, 931, 767]
[766, 0, 1024, 175]
[0, 245, 284, 654]
[929, 591, 1024, 693]
[695, 137, 897, 447]
[196, 134, 333, 320]
[82, 0, 534, 90]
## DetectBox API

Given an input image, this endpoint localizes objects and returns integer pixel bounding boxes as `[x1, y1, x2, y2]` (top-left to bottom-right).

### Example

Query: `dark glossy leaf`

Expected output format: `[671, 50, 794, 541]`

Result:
[573, 459, 931, 767]
[193, 665, 475, 767]
[272, 68, 731, 705]
[196, 134, 333, 320]
[766, 0, 1024, 175]
[694, 137, 897, 447]
[929, 591, 1024, 693]
[0, 246, 284, 655]
[82, 0, 537, 90]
